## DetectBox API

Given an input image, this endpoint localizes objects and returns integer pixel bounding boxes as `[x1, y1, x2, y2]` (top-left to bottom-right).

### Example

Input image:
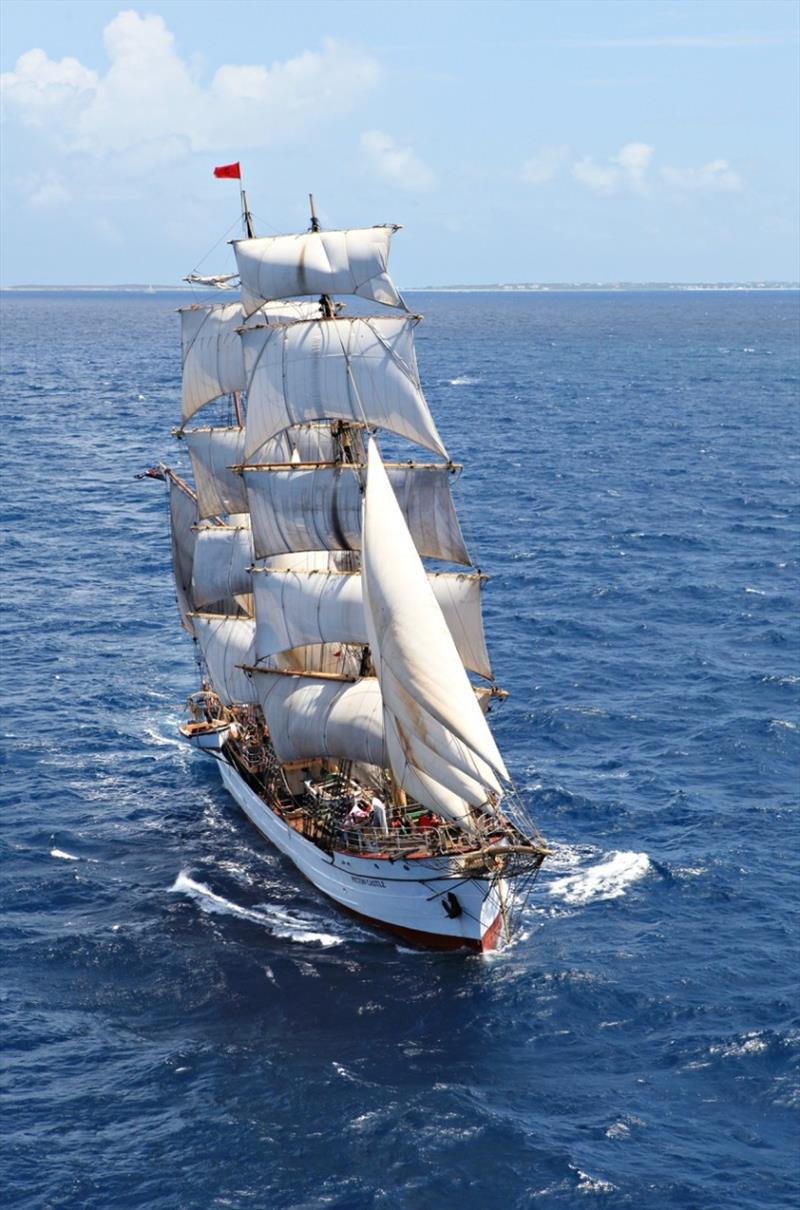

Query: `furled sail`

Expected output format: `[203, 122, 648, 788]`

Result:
[252, 568, 492, 678]
[191, 518, 254, 608]
[191, 613, 259, 704]
[241, 316, 446, 460]
[169, 478, 198, 635]
[253, 671, 387, 767]
[362, 439, 510, 809]
[233, 226, 403, 314]
[244, 463, 470, 564]
[179, 299, 321, 422]
[182, 427, 249, 520]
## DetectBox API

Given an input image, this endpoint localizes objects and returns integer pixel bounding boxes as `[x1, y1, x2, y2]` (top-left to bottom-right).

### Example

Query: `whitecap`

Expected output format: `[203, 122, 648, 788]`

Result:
[547, 851, 651, 904]
[711, 1031, 769, 1058]
[50, 849, 79, 861]
[448, 374, 479, 386]
[574, 1167, 617, 1194]
[168, 871, 343, 946]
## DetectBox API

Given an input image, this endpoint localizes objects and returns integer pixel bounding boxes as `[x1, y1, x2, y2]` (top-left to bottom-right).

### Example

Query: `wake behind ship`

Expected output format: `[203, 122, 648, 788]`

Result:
[145, 177, 547, 951]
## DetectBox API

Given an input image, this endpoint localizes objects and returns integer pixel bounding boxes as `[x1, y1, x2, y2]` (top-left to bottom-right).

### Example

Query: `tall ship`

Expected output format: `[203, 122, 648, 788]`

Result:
[147, 175, 548, 951]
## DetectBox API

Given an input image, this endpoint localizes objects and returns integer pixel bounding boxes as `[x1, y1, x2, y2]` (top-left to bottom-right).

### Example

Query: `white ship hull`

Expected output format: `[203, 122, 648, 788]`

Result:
[218, 759, 507, 952]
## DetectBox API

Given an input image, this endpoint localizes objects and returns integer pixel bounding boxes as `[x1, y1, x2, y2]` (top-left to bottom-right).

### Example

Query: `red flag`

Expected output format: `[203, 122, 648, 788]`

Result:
[213, 162, 241, 180]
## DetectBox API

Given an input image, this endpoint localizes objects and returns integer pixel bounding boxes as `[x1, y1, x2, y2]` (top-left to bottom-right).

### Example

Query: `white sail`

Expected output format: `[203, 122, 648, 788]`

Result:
[191, 613, 259, 704]
[244, 463, 470, 564]
[256, 422, 336, 465]
[380, 664, 502, 795]
[253, 671, 386, 767]
[362, 439, 510, 788]
[233, 226, 403, 314]
[191, 519, 254, 608]
[169, 478, 197, 635]
[183, 427, 249, 520]
[384, 715, 478, 828]
[252, 568, 491, 678]
[241, 316, 446, 460]
[179, 299, 321, 422]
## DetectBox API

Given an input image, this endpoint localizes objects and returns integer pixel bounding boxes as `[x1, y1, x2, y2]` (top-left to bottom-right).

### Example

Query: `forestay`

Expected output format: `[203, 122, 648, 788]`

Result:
[179, 299, 321, 422]
[241, 317, 446, 460]
[191, 614, 259, 704]
[168, 479, 198, 635]
[253, 671, 387, 767]
[191, 519, 254, 608]
[252, 568, 492, 679]
[244, 463, 470, 564]
[233, 226, 403, 314]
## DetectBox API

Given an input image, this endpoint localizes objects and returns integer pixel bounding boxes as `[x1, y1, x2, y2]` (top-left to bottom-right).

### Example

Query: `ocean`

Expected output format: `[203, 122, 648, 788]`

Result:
[1, 289, 798, 1209]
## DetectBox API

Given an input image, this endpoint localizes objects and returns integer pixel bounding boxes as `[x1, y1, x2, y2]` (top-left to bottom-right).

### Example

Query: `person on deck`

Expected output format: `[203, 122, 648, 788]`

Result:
[370, 795, 389, 835]
[417, 810, 441, 830]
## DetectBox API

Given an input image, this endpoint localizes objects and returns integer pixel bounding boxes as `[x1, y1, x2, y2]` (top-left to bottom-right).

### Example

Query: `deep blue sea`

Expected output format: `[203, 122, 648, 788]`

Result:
[1, 289, 799, 1210]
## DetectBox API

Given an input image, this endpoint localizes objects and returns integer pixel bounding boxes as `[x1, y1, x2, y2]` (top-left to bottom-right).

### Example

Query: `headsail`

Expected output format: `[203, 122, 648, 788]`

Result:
[233, 226, 403, 314]
[362, 439, 510, 815]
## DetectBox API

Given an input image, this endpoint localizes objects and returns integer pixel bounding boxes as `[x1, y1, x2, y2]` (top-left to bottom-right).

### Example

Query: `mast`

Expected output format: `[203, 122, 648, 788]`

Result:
[309, 193, 336, 320]
[241, 185, 255, 240]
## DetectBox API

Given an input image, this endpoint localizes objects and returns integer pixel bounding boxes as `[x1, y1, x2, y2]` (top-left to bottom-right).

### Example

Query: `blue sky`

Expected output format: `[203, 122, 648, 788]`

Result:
[1, 0, 798, 284]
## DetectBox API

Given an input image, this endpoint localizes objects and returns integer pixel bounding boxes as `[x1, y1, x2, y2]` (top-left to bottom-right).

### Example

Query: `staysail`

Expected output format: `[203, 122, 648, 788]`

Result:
[362, 439, 510, 821]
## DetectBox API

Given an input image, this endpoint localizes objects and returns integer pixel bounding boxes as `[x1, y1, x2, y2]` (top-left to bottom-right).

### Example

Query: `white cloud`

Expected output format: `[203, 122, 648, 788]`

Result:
[569, 142, 742, 198]
[614, 142, 653, 190]
[0, 11, 380, 167]
[521, 145, 569, 185]
[660, 159, 743, 192]
[360, 130, 437, 191]
[19, 172, 71, 209]
[572, 142, 654, 194]
[0, 48, 97, 124]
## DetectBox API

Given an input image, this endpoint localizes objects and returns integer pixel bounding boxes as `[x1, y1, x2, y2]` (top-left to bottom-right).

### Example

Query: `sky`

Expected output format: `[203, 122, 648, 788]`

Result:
[1, 0, 798, 285]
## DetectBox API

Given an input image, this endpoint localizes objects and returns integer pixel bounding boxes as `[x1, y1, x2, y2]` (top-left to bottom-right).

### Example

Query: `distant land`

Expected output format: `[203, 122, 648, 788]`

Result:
[1, 281, 798, 293]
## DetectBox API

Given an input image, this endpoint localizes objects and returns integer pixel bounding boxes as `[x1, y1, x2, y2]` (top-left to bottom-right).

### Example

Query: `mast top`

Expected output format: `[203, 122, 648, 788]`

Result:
[242, 187, 255, 240]
[309, 193, 321, 233]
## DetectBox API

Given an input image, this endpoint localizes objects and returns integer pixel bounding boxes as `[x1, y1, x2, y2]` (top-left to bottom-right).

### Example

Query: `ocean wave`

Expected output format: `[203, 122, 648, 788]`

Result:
[547, 850, 651, 904]
[168, 871, 343, 947]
